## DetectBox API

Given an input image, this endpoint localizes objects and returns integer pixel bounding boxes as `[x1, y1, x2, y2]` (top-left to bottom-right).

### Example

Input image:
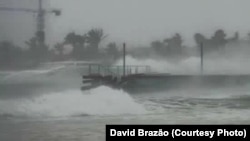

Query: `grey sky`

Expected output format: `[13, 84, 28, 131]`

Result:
[1, 0, 250, 47]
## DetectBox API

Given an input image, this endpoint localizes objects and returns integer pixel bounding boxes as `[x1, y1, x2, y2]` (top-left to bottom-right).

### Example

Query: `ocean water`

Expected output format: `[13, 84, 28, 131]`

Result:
[1, 59, 250, 141]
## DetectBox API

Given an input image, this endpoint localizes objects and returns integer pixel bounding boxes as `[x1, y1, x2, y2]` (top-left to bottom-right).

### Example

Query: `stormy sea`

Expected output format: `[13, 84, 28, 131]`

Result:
[1, 57, 250, 141]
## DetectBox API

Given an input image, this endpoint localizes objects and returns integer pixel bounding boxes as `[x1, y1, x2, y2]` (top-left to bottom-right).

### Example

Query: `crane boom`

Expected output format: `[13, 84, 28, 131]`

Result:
[0, 7, 37, 13]
[0, 7, 60, 14]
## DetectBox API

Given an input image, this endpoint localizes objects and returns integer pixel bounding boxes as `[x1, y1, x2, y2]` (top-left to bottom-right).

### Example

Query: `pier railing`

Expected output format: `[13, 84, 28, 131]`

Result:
[84, 64, 151, 77]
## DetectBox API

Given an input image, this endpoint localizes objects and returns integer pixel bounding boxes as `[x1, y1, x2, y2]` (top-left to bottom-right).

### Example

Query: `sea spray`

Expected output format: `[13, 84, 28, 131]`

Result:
[115, 55, 250, 74]
[0, 86, 146, 118]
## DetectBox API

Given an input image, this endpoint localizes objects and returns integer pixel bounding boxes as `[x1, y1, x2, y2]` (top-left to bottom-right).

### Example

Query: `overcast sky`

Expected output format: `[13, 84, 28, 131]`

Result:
[1, 0, 250, 47]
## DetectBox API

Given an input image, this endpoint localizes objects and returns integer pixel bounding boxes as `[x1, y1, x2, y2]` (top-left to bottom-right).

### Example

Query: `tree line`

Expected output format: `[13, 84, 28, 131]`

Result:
[150, 29, 240, 60]
[0, 28, 249, 69]
[0, 28, 121, 69]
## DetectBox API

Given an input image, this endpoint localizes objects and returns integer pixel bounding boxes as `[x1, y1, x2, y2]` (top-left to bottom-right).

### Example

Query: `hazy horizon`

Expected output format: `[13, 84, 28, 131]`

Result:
[1, 0, 250, 47]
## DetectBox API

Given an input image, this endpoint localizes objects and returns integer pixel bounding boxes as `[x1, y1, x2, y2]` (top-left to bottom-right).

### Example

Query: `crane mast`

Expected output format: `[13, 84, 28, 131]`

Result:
[0, 0, 61, 48]
[36, 0, 45, 47]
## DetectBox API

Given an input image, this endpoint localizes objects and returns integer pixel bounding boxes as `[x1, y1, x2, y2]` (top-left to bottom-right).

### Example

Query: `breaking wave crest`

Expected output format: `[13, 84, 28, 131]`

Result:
[0, 86, 146, 118]
[115, 55, 250, 74]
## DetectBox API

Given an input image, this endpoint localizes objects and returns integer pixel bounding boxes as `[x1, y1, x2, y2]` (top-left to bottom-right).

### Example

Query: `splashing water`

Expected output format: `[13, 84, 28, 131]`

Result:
[115, 55, 250, 74]
[0, 86, 146, 118]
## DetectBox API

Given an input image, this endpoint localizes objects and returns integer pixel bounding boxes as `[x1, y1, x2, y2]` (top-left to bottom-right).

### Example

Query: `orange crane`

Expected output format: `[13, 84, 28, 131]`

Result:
[0, 0, 61, 47]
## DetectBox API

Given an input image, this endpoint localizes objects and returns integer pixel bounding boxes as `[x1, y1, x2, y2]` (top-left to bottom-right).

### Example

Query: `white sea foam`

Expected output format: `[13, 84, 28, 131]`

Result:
[0, 86, 146, 118]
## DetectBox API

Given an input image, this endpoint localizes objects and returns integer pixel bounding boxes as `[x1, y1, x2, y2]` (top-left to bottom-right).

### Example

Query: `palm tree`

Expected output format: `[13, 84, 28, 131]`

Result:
[194, 33, 207, 45]
[106, 42, 119, 60]
[86, 28, 108, 53]
[211, 30, 227, 45]
[151, 40, 164, 52]
[64, 32, 86, 59]
[210, 29, 227, 51]
[64, 32, 78, 47]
